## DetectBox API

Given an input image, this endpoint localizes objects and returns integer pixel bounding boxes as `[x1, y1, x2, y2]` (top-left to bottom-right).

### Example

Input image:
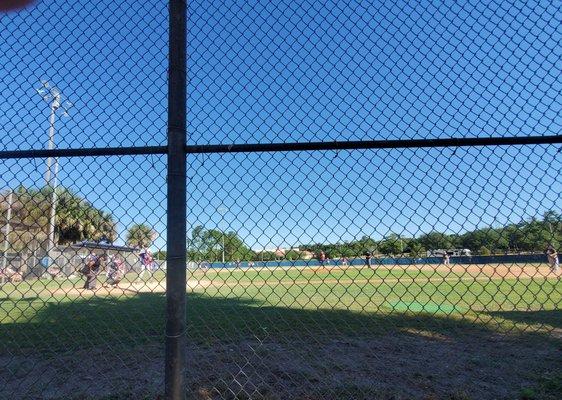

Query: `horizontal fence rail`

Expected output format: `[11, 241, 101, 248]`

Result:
[1, 135, 561, 159]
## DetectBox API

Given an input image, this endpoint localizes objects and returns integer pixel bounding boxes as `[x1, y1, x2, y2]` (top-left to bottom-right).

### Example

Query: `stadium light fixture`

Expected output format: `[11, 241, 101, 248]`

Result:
[36, 81, 72, 265]
[1, 190, 14, 279]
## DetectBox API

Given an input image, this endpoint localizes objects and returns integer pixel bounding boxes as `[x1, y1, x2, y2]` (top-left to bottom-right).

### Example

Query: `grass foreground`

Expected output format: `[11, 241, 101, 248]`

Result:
[1, 264, 561, 399]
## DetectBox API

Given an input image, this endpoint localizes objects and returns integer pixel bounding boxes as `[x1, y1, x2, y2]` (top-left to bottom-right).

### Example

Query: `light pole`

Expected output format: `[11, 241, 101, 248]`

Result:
[217, 206, 227, 264]
[1, 190, 13, 277]
[36, 81, 72, 264]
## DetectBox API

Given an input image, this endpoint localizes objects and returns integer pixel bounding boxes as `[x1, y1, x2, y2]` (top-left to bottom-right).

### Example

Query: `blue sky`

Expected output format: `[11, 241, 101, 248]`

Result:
[1, 0, 561, 252]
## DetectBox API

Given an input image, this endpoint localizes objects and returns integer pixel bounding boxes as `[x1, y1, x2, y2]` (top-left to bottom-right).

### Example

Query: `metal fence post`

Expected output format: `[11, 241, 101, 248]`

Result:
[165, 0, 187, 399]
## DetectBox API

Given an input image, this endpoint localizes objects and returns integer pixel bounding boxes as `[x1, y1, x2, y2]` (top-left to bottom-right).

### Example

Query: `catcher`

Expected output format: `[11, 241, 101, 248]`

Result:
[106, 255, 125, 287]
[82, 253, 105, 290]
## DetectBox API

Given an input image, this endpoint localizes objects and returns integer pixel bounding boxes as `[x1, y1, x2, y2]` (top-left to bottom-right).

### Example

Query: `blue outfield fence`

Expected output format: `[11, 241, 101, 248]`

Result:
[203, 254, 556, 269]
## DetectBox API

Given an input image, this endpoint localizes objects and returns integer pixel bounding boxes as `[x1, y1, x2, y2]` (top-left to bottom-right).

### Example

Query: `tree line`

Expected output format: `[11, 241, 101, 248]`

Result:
[0, 186, 157, 252]
[186, 211, 561, 262]
[300, 211, 561, 258]
[4, 186, 557, 261]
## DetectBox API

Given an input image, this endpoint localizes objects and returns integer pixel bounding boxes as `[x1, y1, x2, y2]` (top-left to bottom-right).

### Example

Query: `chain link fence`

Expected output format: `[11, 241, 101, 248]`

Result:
[1, 0, 561, 399]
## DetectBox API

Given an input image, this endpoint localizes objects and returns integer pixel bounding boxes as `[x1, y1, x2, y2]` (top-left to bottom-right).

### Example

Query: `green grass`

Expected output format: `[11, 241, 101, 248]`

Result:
[1, 266, 560, 399]
[1, 265, 560, 352]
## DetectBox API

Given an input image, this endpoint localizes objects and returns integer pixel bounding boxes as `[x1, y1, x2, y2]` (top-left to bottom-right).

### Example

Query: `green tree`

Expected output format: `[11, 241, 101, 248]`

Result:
[201, 229, 223, 260]
[187, 225, 253, 262]
[518, 218, 551, 252]
[181, 211, 562, 262]
[1, 186, 116, 250]
[224, 231, 254, 261]
[338, 246, 355, 258]
[254, 251, 277, 262]
[543, 210, 561, 224]
[357, 235, 377, 255]
[284, 249, 301, 260]
[418, 232, 453, 251]
[542, 211, 561, 248]
[378, 234, 403, 256]
[126, 223, 156, 248]
[408, 242, 426, 258]
[479, 246, 491, 255]
[154, 250, 167, 260]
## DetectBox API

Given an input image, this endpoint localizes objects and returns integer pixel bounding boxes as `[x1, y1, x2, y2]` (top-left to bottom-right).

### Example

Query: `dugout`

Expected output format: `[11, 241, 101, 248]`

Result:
[68, 241, 140, 274]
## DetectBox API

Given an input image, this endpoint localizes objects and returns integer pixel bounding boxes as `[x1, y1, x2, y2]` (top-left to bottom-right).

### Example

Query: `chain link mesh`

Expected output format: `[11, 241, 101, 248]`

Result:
[1, 0, 561, 399]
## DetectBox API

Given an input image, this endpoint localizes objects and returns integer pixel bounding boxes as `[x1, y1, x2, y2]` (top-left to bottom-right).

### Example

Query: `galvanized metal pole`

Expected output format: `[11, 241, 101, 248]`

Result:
[44, 92, 61, 266]
[45, 101, 57, 184]
[165, 0, 187, 399]
[217, 206, 227, 264]
[47, 157, 59, 262]
[1, 190, 14, 275]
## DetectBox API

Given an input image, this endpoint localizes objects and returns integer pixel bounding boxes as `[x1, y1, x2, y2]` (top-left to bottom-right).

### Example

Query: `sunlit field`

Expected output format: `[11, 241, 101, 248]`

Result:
[1, 263, 561, 399]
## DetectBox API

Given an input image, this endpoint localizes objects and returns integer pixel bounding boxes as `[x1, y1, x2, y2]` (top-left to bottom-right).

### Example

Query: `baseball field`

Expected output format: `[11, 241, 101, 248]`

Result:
[1, 263, 561, 399]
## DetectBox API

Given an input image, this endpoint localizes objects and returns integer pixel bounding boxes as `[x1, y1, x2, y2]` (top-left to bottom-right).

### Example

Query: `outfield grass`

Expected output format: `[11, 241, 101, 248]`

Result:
[1, 265, 560, 349]
[1, 265, 561, 399]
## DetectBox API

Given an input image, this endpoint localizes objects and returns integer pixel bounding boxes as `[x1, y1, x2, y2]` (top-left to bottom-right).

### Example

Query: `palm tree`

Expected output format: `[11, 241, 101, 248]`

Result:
[1, 186, 117, 249]
[52, 188, 117, 244]
[126, 223, 156, 249]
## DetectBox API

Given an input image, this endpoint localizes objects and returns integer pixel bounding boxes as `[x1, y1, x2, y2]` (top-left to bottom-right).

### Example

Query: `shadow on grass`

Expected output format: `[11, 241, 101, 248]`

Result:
[0, 296, 39, 302]
[1, 292, 561, 399]
[1, 291, 560, 351]
[487, 309, 562, 330]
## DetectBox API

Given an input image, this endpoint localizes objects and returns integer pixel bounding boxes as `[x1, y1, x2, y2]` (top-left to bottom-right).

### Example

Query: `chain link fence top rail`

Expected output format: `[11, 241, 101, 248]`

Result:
[1, 0, 562, 400]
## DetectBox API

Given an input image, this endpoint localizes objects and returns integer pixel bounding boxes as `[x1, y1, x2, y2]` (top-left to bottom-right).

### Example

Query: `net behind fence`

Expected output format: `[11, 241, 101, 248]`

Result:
[1, 0, 561, 399]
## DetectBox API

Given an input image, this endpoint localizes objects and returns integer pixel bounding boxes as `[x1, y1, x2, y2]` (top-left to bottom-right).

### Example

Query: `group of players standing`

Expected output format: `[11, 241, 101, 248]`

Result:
[81, 248, 155, 290]
[314, 246, 560, 273]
